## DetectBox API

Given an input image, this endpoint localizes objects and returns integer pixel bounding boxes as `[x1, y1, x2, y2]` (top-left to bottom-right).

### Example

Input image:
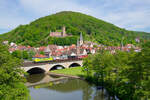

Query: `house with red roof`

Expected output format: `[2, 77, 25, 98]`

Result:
[39, 46, 46, 52]
[9, 48, 16, 53]
[33, 54, 47, 58]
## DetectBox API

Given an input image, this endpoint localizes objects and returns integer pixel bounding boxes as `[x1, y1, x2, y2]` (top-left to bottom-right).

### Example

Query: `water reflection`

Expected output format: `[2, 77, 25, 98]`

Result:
[26, 74, 45, 83]
[82, 82, 93, 100]
[27, 74, 112, 100]
[93, 89, 110, 100]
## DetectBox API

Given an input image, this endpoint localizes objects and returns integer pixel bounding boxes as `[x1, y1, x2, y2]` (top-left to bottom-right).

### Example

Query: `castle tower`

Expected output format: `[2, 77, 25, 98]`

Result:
[79, 32, 83, 46]
[62, 26, 66, 37]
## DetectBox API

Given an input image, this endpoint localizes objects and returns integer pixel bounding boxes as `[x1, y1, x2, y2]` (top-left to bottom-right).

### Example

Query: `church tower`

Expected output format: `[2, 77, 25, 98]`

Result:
[77, 39, 80, 56]
[79, 32, 83, 46]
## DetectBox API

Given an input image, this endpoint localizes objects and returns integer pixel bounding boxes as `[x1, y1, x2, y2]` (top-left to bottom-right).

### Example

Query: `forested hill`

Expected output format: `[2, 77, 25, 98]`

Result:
[0, 11, 150, 46]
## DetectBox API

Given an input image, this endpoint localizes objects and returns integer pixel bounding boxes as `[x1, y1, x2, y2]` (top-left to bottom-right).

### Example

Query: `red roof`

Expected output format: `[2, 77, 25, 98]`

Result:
[51, 51, 62, 56]
[78, 55, 88, 58]
[33, 54, 47, 58]
[9, 48, 16, 52]
[39, 46, 46, 51]
[17, 45, 27, 50]
[69, 44, 76, 49]
[27, 46, 31, 48]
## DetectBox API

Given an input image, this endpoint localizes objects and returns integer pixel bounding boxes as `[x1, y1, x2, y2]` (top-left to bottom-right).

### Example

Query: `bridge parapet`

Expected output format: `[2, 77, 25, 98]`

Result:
[21, 60, 83, 74]
[22, 59, 82, 67]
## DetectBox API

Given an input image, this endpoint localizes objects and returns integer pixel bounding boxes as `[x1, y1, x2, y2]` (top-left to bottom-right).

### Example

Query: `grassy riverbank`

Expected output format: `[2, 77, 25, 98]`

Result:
[33, 67, 84, 89]
[50, 67, 85, 76]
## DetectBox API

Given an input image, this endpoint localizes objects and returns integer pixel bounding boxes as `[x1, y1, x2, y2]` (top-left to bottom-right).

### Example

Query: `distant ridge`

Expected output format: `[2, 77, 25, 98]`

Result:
[0, 11, 150, 46]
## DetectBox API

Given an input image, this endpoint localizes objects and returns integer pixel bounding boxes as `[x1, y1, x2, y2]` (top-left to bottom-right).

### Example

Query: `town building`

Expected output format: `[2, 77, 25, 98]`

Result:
[135, 37, 140, 43]
[3, 41, 8, 45]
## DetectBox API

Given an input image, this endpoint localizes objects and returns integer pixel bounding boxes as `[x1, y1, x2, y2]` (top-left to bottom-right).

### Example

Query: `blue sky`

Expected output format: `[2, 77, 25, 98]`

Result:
[1, 0, 150, 34]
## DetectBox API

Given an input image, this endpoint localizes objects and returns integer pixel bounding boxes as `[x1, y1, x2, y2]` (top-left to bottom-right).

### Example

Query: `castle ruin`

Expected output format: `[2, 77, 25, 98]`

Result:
[50, 26, 68, 37]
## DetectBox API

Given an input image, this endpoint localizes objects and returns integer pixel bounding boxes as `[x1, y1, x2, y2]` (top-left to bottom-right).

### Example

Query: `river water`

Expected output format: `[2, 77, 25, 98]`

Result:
[27, 74, 112, 100]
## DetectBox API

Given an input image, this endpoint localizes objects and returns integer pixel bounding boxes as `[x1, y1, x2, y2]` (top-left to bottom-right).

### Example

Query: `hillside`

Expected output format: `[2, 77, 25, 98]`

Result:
[0, 11, 150, 46]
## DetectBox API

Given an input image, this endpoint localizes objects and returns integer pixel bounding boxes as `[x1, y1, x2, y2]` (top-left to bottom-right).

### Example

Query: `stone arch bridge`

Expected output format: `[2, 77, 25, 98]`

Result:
[21, 60, 83, 74]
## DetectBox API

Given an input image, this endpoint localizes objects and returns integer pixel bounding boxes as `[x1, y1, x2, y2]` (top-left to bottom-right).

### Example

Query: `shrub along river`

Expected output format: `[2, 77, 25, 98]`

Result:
[26, 74, 115, 100]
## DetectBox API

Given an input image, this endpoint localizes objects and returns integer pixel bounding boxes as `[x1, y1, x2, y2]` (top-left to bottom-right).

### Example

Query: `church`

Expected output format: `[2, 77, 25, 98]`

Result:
[77, 32, 83, 46]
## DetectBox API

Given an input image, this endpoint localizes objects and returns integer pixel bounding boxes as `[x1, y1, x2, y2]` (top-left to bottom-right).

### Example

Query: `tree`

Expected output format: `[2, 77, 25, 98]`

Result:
[128, 41, 150, 99]
[22, 51, 29, 59]
[0, 42, 30, 100]
[83, 46, 150, 99]
[28, 50, 35, 60]
[40, 51, 45, 55]
[12, 50, 22, 59]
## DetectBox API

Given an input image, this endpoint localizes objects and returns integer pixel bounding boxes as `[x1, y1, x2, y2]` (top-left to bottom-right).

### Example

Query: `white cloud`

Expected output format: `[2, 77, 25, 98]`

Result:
[0, 0, 30, 29]
[19, 0, 95, 17]
[0, 0, 150, 33]
[91, 0, 150, 31]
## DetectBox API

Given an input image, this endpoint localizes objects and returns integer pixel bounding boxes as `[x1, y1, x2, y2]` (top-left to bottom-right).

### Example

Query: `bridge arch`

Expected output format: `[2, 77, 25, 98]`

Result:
[50, 65, 65, 71]
[27, 67, 46, 75]
[69, 63, 81, 68]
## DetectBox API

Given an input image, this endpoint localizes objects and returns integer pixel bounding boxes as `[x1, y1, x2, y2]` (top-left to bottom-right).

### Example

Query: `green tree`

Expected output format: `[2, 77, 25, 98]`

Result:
[28, 50, 35, 60]
[0, 42, 30, 100]
[40, 51, 45, 55]
[12, 50, 22, 59]
[83, 45, 150, 99]
[128, 41, 150, 99]
[22, 51, 29, 59]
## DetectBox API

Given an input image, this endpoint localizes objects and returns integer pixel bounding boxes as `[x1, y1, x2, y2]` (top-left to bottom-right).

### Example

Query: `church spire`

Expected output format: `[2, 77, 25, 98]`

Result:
[79, 32, 83, 46]
[77, 39, 79, 47]
[77, 39, 80, 56]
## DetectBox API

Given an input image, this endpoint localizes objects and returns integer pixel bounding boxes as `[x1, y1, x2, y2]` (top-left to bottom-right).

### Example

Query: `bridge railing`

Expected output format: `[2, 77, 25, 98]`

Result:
[22, 58, 82, 67]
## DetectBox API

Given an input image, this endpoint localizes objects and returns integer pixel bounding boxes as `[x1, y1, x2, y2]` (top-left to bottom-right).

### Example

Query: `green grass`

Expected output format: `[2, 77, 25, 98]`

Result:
[51, 67, 85, 76]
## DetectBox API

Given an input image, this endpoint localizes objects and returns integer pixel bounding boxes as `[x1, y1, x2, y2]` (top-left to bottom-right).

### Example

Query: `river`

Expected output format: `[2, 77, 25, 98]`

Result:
[26, 74, 113, 100]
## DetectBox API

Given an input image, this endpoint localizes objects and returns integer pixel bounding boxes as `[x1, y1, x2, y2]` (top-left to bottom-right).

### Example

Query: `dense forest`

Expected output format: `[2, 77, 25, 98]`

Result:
[0, 11, 150, 46]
